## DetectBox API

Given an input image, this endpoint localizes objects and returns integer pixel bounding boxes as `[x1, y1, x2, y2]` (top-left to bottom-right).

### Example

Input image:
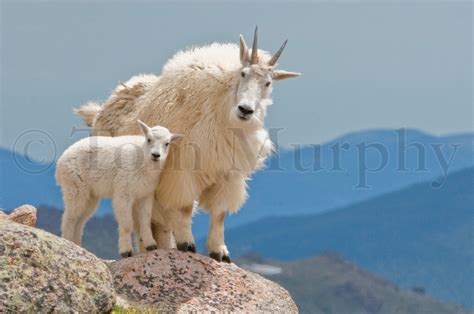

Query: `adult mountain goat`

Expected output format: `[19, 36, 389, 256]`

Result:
[76, 28, 300, 262]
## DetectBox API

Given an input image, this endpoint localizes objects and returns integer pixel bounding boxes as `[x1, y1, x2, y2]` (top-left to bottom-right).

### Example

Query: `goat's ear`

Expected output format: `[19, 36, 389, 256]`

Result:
[273, 70, 301, 81]
[171, 134, 184, 142]
[239, 34, 250, 65]
[137, 120, 150, 136]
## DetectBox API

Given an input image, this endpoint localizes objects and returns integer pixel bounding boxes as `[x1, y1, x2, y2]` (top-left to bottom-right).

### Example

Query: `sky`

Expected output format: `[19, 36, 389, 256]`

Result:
[1, 0, 472, 160]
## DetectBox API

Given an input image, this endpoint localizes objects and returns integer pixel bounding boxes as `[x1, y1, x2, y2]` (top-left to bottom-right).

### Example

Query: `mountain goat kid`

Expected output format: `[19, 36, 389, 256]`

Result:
[56, 120, 183, 257]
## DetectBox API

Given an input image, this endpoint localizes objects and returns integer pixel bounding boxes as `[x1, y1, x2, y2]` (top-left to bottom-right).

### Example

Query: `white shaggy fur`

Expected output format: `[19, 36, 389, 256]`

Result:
[56, 120, 182, 257]
[75, 31, 299, 261]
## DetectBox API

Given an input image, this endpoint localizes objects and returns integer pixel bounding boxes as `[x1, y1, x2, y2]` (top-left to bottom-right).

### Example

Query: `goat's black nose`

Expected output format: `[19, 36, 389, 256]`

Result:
[152, 153, 161, 159]
[238, 105, 254, 115]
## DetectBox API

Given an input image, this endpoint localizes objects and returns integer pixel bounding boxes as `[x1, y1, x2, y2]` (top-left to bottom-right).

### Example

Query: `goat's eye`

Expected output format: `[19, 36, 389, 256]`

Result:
[147, 138, 151, 143]
[241, 72, 245, 78]
[165, 142, 170, 147]
[265, 81, 271, 87]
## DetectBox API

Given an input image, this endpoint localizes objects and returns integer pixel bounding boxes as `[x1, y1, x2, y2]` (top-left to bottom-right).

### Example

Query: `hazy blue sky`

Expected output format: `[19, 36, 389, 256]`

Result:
[1, 1, 472, 160]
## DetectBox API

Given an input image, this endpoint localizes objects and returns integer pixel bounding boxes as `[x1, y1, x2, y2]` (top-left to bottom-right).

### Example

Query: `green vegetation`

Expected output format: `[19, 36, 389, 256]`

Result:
[111, 305, 155, 314]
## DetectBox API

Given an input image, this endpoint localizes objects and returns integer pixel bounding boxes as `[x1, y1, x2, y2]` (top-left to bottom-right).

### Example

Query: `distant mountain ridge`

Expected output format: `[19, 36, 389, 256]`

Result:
[192, 128, 473, 236]
[0, 147, 113, 214]
[220, 167, 474, 308]
[1, 128, 473, 236]
[236, 253, 467, 314]
[32, 205, 468, 313]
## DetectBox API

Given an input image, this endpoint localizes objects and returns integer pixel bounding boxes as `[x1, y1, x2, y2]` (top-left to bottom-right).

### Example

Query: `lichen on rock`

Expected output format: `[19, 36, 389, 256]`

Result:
[0, 220, 116, 312]
[109, 249, 298, 313]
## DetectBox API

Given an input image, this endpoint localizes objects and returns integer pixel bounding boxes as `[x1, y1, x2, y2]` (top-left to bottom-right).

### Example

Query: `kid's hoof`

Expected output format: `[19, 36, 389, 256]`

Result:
[120, 251, 133, 258]
[145, 244, 158, 251]
[177, 242, 196, 253]
[222, 254, 231, 263]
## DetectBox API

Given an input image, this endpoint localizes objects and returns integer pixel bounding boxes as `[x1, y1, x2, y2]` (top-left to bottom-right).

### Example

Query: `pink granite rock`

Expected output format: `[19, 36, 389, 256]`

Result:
[0, 204, 37, 227]
[108, 250, 298, 312]
[9, 205, 37, 227]
[0, 220, 116, 312]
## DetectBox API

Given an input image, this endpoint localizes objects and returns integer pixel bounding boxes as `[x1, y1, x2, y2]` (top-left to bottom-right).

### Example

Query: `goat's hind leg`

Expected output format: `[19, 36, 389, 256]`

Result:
[73, 194, 99, 245]
[168, 204, 196, 253]
[152, 222, 175, 250]
[61, 187, 90, 246]
[150, 201, 176, 250]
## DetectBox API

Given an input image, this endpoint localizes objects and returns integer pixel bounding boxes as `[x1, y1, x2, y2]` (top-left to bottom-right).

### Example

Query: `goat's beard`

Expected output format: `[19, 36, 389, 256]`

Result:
[228, 109, 262, 131]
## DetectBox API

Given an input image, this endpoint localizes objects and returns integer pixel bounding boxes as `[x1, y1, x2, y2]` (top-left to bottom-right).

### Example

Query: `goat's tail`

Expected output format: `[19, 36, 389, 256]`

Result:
[74, 101, 102, 127]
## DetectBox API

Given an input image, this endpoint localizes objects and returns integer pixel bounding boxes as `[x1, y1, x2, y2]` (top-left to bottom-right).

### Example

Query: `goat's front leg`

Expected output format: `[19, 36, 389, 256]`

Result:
[135, 196, 157, 252]
[132, 209, 145, 252]
[112, 195, 134, 258]
[207, 210, 230, 263]
[200, 175, 248, 263]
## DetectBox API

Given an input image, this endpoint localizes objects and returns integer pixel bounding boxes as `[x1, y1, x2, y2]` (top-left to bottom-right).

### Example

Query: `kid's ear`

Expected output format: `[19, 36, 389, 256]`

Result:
[137, 120, 150, 136]
[171, 134, 184, 142]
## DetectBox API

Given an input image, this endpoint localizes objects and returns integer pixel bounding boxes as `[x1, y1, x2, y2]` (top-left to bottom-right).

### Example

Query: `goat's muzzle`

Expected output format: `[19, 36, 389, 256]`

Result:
[237, 105, 254, 120]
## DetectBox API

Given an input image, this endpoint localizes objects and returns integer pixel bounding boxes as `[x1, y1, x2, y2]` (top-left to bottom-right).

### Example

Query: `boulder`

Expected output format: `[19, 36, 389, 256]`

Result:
[0, 220, 116, 312]
[109, 250, 298, 312]
[0, 204, 37, 227]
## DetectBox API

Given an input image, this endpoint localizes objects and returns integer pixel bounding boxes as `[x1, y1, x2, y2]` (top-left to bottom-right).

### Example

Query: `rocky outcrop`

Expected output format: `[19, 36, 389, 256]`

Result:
[0, 204, 37, 227]
[0, 219, 116, 313]
[0, 207, 297, 312]
[109, 249, 298, 312]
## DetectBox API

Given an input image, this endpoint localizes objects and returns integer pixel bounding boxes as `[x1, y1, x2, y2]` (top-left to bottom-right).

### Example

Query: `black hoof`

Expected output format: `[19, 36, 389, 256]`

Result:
[177, 242, 196, 253]
[222, 255, 231, 263]
[145, 244, 158, 251]
[210, 252, 222, 262]
[120, 251, 133, 258]
[177, 242, 188, 252]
